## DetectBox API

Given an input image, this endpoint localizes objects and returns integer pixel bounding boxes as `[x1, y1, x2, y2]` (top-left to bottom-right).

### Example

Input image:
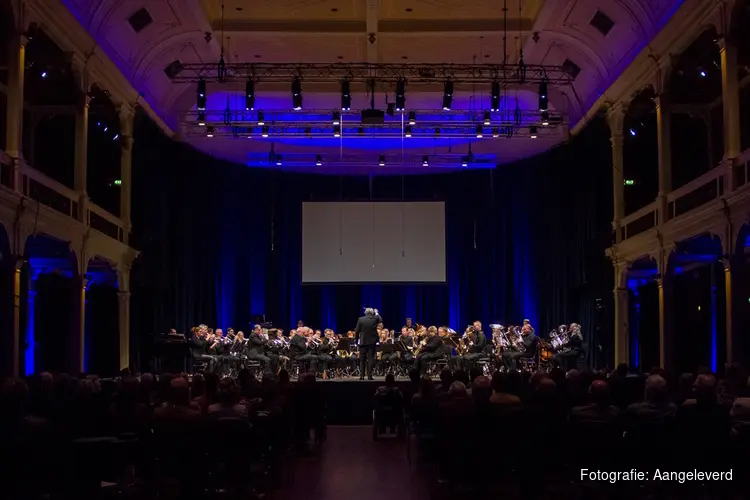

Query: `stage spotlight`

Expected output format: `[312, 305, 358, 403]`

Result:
[492, 127, 499, 138]
[422, 155, 429, 166]
[333, 125, 341, 137]
[461, 156, 469, 167]
[197, 78, 207, 110]
[257, 112, 265, 126]
[291, 77, 303, 110]
[332, 111, 341, 125]
[629, 128, 637, 137]
[483, 111, 491, 126]
[538, 78, 548, 112]
[276, 154, 283, 166]
[341, 79, 351, 111]
[316, 154, 323, 166]
[404, 125, 412, 138]
[475, 125, 483, 138]
[395, 78, 406, 111]
[206, 126, 214, 138]
[261, 126, 269, 137]
[245, 79, 255, 111]
[113, 134, 119, 141]
[198, 111, 206, 126]
[378, 154, 386, 166]
[541, 110, 549, 126]
[530, 126, 538, 139]
[491, 81, 500, 111]
[408, 111, 416, 125]
[442, 80, 454, 110]
[41, 71, 47, 79]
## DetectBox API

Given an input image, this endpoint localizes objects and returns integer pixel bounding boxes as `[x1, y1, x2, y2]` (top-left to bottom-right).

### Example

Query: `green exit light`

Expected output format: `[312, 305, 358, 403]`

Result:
[113, 179, 122, 185]
[624, 179, 635, 186]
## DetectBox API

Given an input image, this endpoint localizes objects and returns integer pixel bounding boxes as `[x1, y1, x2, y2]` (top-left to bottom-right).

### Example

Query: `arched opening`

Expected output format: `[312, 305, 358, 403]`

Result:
[628, 256, 659, 371]
[87, 85, 122, 216]
[623, 87, 658, 214]
[85, 257, 119, 377]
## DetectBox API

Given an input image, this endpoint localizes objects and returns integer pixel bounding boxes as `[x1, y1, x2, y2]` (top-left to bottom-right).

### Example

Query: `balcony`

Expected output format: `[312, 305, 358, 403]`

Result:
[0, 149, 133, 262]
[613, 152, 750, 261]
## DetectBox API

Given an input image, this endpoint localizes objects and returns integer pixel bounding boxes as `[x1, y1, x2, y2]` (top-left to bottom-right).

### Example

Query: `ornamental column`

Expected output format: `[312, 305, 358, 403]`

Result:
[607, 105, 626, 243]
[118, 106, 135, 244]
[655, 94, 672, 225]
[70, 275, 88, 373]
[5, 31, 27, 191]
[11, 259, 23, 377]
[719, 37, 741, 191]
[613, 262, 629, 366]
[73, 62, 90, 223]
[723, 258, 734, 364]
[117, 264, 131, 371]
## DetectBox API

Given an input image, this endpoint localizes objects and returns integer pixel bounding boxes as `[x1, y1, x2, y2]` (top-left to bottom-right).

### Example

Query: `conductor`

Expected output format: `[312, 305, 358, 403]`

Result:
[355, 307, 382, 380]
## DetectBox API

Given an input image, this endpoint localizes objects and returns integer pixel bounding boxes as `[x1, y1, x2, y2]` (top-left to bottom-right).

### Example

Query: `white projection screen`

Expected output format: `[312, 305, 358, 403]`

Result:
[302, 202, 446, 283]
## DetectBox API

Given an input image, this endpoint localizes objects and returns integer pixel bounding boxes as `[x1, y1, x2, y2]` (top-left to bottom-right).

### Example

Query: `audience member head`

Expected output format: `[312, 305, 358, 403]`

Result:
[469, 367, 482, 383]
[472, 376, 491, 403]
[644, 375, 668, 404]
[217, 378, 240, 406]
[167, 377, 190, 407]
[204, 372, 220, 399]
[409, 368, 420, 384]
[385, 373, 395, 387]
[566, 369, 581, 383]
[725, 363, 746, 388]
[419, 375, 435, 398]
[449, 381, 468, 399]
[650, 366, 666, 378]
[1, 378, 29, 418]
[530, 371, 548, 389]
[615, 363, 629, 378]
[693, 373, 718, 404]
[588, 380, 610, 406]
[439, 368, 453, 388]
[454, 369, 470, 386]
[118, 377, 140, 403]
[491, 372, 509, 394]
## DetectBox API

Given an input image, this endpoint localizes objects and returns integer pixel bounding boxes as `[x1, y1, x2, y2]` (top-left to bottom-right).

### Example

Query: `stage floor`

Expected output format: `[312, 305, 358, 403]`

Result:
[313, 378, 418, 425]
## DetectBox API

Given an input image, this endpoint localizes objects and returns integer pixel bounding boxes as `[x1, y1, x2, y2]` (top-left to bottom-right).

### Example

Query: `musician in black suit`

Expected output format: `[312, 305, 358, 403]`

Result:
[290, 328, 318, 372]
[248, 324, 277, 372]
[462, 325, 488, 370]
[189, 327, 216, 372]
[553, 323, 583, 370]
[355, 307, 382, 380]
[398, 327, 415, 366]
[415, 326, 444, 374]
[316, 331, 335, 375]
[501, 324, 537, 371]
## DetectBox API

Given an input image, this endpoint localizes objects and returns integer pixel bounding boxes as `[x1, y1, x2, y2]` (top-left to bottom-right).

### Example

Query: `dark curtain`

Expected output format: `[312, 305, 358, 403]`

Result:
[34, 273, 73, 374]
[131, 114, 614, 370]
[86, 284, 118, 377]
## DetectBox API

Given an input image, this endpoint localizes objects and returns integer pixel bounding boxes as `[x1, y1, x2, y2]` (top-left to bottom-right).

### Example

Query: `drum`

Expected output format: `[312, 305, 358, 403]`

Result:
[540, 345, 553, 362]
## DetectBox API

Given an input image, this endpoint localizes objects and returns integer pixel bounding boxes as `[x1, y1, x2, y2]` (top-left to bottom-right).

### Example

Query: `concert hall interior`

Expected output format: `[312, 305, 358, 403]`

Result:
[3, 0, 750, 497]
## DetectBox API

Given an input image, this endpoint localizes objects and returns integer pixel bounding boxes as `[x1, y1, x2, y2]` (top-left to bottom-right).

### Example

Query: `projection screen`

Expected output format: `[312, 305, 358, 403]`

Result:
[302, 202, 446, 283]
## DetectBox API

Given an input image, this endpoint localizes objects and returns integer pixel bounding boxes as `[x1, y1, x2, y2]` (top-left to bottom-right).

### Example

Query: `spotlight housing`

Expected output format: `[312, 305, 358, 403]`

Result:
[198, 111, 206, 126]
[530, 126, 538, 139]
[475, 125, 483, 138]
[483, 111, 491, 126]
[245, 79, 255, 110]
[333, 125, 341, 137]
[492, 127, 499, 138]
[378, 154, 386, 166]
[395, 79, 406, 111]
[276, 154, 283, 166]
[341, 79, 351, 110]
[257, 112, 265, 126]
[197, 79, 207, 110]
[316, 154, 323, 166]
[261, 126, 269, 137]
[404, 125, 412, 138]
[422, 155, 429, 167]
[461, 156, 469, 167]
[332, 111, 341, 125]
[538, 78, 548, 112]
[442, 80, 454, 110]
[291, 77, 303, 110]
[408, 111, 416, 125]
[206, 126, 214, 138]
[490, 81, 500, 111]
[541, 111, 549, 126]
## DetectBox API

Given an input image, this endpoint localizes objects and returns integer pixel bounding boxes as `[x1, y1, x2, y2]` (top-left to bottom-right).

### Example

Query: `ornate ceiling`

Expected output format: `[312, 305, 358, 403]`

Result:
[61, 0, 683, 172]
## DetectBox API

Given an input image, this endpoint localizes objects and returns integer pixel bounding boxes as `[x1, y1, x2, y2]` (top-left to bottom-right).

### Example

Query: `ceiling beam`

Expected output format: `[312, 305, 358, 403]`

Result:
[366, 0, 379, 63]
[217, 18, 532, 34]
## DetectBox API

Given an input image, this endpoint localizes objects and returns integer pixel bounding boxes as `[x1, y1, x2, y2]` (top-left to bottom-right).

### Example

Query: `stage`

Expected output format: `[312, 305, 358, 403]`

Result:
[313, 377, 418, 425]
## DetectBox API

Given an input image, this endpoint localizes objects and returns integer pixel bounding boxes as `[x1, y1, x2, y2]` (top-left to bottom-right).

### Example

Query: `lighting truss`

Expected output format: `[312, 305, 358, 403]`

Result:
[243, 152, 498, 170]
[170, 63, 574, 85]
[180, 108, 565, 129]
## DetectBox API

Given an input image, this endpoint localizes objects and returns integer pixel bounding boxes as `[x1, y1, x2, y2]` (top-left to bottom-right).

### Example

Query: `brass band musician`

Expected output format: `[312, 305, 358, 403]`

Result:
[552, 323, 583, 369]
[462, 322, 488, 370]
[415, 326, 443, 374]
[501, 323, 537, 371]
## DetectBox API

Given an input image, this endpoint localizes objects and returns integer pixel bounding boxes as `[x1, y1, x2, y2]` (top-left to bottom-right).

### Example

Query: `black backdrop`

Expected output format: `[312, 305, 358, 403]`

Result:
[129, 117, 615, 369]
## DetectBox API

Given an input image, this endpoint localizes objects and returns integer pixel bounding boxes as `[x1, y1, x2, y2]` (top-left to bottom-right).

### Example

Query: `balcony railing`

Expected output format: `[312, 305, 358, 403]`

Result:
[0, 150, 127, 244]
[620, 202, 658, 241]
[666, 167, 724, 220]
